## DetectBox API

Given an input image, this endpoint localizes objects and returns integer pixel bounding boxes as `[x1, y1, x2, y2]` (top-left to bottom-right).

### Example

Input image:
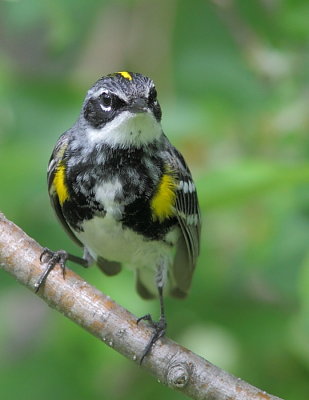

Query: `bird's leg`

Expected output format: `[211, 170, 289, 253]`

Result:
[137, 261, 167, 364]
[35, 247, 93, 293]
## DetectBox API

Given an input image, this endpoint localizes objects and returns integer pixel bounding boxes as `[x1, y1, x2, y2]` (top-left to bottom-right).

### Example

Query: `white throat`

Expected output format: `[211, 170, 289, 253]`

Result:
[86, 111, 162, 148]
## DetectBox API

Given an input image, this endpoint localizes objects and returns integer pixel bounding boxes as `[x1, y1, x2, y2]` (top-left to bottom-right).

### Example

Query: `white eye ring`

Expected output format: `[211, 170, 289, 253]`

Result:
[100, 91, 112, 111]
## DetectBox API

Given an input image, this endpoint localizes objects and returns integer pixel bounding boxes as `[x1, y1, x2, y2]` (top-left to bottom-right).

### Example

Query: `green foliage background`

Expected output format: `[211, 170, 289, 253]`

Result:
[0, 1, 308, 399]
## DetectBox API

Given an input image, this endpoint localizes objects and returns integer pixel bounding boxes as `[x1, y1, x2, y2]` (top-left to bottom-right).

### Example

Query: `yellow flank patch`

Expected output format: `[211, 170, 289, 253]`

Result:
[151, 173, 177, 222]
[53, 163, 70, 205]
[118, 71, 132, 80]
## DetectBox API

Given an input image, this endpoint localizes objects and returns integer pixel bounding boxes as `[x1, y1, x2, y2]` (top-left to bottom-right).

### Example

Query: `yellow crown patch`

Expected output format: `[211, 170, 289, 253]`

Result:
[118, 71, 132, 81]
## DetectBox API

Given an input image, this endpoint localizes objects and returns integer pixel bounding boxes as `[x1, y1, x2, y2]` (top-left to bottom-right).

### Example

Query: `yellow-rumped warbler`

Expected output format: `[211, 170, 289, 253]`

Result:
[36, 71, 201, 362]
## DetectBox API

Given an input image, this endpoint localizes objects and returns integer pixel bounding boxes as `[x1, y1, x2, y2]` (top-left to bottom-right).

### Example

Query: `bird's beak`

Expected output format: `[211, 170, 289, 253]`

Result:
[130, 98, 148, 113]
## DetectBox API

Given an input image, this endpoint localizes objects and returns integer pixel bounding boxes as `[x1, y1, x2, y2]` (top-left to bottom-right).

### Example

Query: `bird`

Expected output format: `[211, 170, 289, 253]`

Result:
[36, 71, 201, 363]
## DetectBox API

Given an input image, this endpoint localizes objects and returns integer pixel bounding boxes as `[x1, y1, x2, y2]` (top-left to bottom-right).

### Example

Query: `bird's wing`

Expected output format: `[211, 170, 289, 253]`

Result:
[47, 134, 83, 248]
[165, 144, 201, 298]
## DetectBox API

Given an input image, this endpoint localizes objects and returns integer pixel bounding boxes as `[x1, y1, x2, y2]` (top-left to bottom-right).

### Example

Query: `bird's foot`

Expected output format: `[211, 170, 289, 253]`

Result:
[34, 248, 68, 293]
[137, 314, 167, 364]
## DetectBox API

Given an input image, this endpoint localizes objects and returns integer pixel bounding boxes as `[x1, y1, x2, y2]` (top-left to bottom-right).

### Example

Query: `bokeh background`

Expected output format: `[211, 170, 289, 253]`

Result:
[1, 1, 308, 399]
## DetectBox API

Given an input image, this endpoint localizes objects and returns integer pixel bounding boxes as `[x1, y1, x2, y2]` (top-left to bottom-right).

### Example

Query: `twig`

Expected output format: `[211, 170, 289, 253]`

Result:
[0, 212, 284, 400]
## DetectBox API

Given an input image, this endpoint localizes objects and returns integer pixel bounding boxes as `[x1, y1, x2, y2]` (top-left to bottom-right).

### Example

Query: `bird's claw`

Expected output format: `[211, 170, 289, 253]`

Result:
[137, 314, 167, 364]
[35, 248, 68, 293]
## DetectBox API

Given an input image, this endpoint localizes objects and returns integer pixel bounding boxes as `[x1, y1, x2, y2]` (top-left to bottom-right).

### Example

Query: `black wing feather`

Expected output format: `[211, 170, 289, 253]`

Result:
[47, 134, 83, 248]
[164, 141, 201, 297]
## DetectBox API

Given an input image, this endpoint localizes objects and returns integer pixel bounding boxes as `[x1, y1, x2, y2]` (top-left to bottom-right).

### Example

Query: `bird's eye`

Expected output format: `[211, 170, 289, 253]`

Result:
[100, 92, 112, 109]
[148, 87, 157, 104]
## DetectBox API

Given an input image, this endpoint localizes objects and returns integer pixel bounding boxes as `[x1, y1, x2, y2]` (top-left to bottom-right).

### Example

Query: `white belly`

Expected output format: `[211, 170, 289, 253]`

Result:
[75, 214, 177, 270]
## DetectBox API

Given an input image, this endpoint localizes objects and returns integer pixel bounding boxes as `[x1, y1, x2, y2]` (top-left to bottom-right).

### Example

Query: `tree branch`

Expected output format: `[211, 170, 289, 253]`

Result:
[0, 212, 283, 400]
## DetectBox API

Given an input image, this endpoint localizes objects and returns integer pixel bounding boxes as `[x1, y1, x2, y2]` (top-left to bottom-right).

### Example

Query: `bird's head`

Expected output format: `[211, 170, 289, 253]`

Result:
[81, 71, 162, 148]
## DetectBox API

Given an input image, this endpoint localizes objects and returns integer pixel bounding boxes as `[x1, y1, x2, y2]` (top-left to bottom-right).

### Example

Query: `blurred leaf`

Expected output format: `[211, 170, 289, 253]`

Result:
[198, 161, 309, 209]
